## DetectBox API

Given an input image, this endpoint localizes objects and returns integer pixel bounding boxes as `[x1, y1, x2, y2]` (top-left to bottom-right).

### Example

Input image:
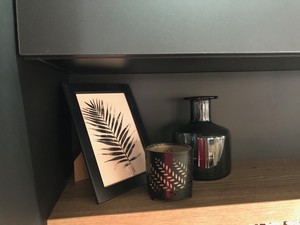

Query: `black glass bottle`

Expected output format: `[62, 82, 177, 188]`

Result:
[175, 96, 231, 180]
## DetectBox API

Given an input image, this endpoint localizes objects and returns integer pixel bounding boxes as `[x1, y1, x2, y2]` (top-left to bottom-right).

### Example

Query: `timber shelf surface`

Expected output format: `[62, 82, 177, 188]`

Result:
[48, 160, 300, 225]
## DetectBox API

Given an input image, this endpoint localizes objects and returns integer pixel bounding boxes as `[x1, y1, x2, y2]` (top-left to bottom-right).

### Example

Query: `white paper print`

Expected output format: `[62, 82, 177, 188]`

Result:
[76, 93, 146, 187]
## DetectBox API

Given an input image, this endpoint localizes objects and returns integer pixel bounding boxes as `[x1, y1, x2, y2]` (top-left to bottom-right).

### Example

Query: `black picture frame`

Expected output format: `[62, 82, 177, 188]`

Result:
[63, 83, 149, 204]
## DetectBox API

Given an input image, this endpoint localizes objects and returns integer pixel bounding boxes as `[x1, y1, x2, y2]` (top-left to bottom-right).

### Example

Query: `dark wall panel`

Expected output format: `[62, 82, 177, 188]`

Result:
[0, 0, 41, 224]
[0, 1, 71, 224]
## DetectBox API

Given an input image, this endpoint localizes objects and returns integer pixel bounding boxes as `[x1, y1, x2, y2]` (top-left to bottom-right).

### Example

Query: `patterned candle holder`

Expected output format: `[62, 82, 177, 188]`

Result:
[145, 143, 193, 200]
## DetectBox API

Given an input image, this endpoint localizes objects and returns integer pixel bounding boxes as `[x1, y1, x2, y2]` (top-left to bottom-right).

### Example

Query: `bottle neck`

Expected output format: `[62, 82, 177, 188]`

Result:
[191, 99, 211, 122]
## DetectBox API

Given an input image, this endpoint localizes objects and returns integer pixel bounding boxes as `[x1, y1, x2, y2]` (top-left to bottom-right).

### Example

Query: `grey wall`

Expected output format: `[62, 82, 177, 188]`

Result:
[70, 71, 300, 161]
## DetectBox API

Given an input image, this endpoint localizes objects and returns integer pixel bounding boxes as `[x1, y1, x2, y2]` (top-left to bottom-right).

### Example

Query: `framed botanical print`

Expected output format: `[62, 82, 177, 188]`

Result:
[64, 83, 149, 203]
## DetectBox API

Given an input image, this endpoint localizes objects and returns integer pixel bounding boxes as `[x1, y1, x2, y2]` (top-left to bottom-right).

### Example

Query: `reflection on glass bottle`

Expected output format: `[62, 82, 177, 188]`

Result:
[175, 96, 231, 180]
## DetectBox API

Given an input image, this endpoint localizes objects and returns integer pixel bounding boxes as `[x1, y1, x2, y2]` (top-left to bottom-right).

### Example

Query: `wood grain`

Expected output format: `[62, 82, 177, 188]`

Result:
[48, 159, 300, 225]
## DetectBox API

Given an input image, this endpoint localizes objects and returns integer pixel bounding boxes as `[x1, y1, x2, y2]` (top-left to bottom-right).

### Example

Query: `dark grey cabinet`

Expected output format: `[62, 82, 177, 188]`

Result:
[5, 1, 300, 224]
[16, 0, 300, 56]
[15, 0, 300, 73]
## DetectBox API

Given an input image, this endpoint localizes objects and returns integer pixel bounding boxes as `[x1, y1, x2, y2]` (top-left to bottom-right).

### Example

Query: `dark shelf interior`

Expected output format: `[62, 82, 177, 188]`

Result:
[33, 53, 300, 74]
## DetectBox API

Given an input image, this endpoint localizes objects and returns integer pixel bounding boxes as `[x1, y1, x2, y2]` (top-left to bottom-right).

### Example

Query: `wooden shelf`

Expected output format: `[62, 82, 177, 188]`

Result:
[48, 160, 300, 225]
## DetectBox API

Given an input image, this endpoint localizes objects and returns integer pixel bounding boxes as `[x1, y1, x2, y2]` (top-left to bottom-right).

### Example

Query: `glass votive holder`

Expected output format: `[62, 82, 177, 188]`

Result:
[145, 143, 193, 200]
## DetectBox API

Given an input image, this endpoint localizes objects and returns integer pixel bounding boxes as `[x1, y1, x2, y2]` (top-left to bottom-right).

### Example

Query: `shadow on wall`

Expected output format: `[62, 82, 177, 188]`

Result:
[17, 57, 73, 222]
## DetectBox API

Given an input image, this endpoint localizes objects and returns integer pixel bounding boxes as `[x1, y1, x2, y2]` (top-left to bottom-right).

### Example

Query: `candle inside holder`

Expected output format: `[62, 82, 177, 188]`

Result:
[145, 143, 193, 200]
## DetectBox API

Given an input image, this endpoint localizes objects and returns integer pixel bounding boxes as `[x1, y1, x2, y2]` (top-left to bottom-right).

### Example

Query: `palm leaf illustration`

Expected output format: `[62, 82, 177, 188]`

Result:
[81, 99, 141, 174]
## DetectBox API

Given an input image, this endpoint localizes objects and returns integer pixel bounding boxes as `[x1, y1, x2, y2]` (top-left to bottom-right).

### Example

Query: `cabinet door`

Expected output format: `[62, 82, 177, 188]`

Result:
[16, 0, 300, 56]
